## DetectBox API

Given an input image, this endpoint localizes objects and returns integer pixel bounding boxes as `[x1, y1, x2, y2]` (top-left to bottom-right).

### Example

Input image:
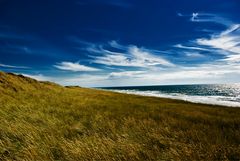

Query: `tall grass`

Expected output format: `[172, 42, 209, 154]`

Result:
[0, 72, 240, 160]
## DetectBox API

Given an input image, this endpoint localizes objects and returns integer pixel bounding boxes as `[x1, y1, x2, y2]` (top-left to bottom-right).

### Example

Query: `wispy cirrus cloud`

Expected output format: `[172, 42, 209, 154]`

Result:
[46, 13, 239, 87]
[174, 44, 210, 51]
[191, 13, 199, 21]
[0, 63, 30, 69]
[103, 62, 240, 86]
[109, 71, 146, 78]
[54, 61, 100, 72]
[177, 12, 233, 26]
[184, 52, 205, 58]
[22, 74, 52, 81]
[22, 73, 109, 87]
[93, 45, 175, 68]
[24, 61, 240, 87]
[196, 24, 240, 55]
[108, 40, 127, 50]
[70, 38, 175, 68]
[175, 14, 240, 64]
[73, 39, 175, 68]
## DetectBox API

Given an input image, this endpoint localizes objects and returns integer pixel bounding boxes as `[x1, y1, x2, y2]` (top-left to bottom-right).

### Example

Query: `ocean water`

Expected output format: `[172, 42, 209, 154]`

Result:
[101, 84, 240, 107]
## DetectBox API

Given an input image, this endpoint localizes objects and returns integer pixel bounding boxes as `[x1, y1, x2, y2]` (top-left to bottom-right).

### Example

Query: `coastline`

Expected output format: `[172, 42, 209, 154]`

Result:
[101, 89, 240, 108]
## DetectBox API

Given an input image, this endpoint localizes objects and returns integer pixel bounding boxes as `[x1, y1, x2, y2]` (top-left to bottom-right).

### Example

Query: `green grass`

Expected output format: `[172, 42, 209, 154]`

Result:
[0, 71, 240, 161]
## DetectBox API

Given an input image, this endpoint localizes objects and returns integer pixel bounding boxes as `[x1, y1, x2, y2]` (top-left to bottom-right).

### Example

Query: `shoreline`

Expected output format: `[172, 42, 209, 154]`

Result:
[101, 89, 240, 108]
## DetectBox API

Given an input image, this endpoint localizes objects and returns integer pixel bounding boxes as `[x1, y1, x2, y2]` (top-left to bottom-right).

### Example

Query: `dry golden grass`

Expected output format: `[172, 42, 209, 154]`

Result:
[0, 71, 240, 160]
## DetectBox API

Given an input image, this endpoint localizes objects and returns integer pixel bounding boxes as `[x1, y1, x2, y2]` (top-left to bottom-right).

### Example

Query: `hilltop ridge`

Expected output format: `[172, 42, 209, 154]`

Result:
[0, 72, 61, 92]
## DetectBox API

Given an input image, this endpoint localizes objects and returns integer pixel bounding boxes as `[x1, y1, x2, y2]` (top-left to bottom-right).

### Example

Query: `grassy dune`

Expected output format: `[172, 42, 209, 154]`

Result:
[0, 71, 240, 161]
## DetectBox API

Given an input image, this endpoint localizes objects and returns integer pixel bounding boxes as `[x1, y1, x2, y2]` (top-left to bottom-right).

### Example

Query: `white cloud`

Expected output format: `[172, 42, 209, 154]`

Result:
[220, 24, 240, 36]
[191, 12, 199, 21]
[54, 61, 100, 72]
[93, 45, 175, 68]
[177, 14, 239, 62]
[72, 39, 174, 69]
[58, 16, 240, 87]
[189, 13, 232, 26]
[174, 44, 210, 51]
[0, 63, 29, 69]
[19, 60, 240, 87]
[20, 73, 108, 87]
[196, 24, 240, 55]
[22, 74, 52, 81]
[184, 52, 205, 58]
[108, 40, 127, 50]
[103, 63, 240, 86]
[223, 54, 240, 63]
[93, 52, 130, 66]
[109, 71, 145, 78]
[177, 12, 183, 17]
[56, 74, 107, 86]
[174, 22, 240, 65]
[130, 46, 175, 67]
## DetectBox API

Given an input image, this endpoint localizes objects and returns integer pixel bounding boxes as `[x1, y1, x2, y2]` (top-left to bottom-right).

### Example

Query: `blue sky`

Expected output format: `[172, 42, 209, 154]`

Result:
[0, 0, 240, 87]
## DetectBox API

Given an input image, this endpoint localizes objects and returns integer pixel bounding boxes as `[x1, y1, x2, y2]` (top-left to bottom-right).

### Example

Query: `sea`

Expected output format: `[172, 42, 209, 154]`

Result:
[100, 84, 240, 107]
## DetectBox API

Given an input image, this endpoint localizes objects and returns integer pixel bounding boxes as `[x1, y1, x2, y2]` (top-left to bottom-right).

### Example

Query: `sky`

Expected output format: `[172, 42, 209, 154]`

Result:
[0, 0, 240, 87]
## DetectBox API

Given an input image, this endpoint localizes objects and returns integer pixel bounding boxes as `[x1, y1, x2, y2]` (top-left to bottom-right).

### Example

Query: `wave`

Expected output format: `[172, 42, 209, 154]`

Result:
[109, 89, 240, 107]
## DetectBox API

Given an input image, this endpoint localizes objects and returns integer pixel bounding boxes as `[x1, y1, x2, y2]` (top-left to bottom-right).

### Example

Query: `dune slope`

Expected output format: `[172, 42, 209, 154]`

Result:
[0, 72, 240, 161]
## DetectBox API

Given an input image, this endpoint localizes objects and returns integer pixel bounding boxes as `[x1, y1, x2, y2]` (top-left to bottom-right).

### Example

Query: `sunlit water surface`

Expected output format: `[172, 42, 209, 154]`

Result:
[101, 84, 240, 107]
